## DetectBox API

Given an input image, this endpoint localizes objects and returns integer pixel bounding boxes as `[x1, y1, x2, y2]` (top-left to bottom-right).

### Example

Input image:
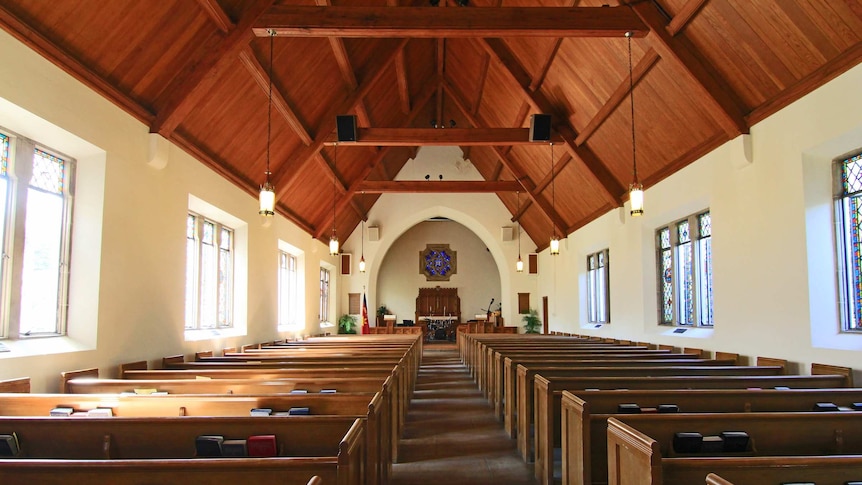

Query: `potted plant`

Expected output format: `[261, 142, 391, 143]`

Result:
[522, 308, 541, 334]
[338, 314, 357, 334]
[376, 305, 390, 327]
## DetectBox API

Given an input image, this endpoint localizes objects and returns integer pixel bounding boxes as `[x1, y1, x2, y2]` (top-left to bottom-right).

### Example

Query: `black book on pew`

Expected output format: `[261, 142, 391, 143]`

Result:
[320, 389, 336, 394]
[852, 403, 862, 411]
[658, 404, 679, 413]
[195, 435, 224, 457]
[813, 402, 840, 412]
[720, 431, 749, 452]
[250, 408, 272, 417]
[288, 407, 310, 415]
[617, 403, 640, 414]
[0, 433, 19, 457]
[672, 432, 702, 453]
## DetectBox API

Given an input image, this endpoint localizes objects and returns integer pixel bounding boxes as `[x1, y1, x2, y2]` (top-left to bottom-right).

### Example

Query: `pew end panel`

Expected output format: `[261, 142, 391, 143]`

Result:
[60, 368, 98, 393]
[811, 363, 854, 387]
[756, 356, 787, 373]
[119, 361, 147, 378]
[194, 351, 213, 361]
[161, 355, 184, 368]
[606, 417, 662, 485]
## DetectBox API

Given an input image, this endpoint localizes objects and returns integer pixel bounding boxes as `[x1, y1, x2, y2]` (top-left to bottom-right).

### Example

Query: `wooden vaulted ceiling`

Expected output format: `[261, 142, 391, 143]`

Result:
[1, 1, 861, 250]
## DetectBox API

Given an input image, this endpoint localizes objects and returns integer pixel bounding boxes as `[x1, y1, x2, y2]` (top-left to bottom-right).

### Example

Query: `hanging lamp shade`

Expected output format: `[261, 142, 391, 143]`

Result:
[549, 237, 560, 255]
[359, 256, 366, 273]
[329, 234, 339, 256]
[629, 182, 644, 217]
[259, 182, 275, 216]
[626, 31, 644, 218]
[259, 30, 276, 219]
[516, 255, 524, 273]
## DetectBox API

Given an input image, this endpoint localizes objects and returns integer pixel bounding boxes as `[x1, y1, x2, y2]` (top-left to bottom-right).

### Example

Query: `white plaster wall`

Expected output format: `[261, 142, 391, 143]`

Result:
[376, 220, 501, 324]
[540, 63, 862, 377]
[0, 30, 332, 391]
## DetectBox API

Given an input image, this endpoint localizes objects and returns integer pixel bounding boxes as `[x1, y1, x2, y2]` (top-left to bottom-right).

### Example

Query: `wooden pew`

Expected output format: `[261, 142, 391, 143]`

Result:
[562, 386, 862, 485]
[0, 392, 387, 485]
[606, 412, 862, 485]
[526, 372, 851, 473]
[493, 351, 730, 438]
[705, 474, 733, 485]
[0, 378, 29, 393]
[529, 365, 786, 478]
[0, 415, 364, 485]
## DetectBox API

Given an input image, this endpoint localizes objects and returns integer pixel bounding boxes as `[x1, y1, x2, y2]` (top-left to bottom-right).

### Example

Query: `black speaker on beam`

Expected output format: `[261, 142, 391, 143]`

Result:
[529, 114, 551, 142]
[336, 115, 357, 142]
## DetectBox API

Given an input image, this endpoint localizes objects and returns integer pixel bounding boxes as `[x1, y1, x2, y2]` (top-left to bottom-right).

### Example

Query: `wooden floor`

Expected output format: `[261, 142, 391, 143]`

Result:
[391, 343, 538, 485]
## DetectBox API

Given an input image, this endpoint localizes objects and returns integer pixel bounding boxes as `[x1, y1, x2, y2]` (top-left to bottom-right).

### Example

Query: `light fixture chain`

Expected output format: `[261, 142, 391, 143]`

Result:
[267, 30, 274, 182]
[627, 32, 638, 183]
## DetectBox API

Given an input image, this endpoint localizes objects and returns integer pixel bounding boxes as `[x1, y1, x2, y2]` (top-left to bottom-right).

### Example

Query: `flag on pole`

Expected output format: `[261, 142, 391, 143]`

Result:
[361, 292, 370, 334]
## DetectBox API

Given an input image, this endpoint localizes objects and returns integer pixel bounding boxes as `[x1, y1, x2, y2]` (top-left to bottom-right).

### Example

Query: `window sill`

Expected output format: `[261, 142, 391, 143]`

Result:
[659, 326, 714, 339]
[184, 327, 246, 342]
[0, 335, 92, 359]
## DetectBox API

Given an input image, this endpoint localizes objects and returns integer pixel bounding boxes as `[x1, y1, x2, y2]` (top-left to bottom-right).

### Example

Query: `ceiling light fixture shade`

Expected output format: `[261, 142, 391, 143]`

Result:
[359, 220, 366, 273]
[549, 141, 560, 255]
[516, 190, 524, 272]
[329, 141, 339, 256]
[259, 29, 276, 219]
[626, 31, 644, 217]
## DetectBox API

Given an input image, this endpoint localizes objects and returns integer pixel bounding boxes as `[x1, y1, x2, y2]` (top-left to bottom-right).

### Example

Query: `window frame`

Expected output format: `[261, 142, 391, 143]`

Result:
[586, 249, 610, 324]
[184, 211, 234, 330]
[0, 130, 76, 339]
[319, 267, 331, 324]
[656, 210, 713, 327]
[834, 151, 862, 332]
[278, 250, 300, 330]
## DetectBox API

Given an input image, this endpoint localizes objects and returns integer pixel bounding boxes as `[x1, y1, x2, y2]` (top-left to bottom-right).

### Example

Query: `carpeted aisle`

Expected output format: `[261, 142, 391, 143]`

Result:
[390, 344, 538, 485]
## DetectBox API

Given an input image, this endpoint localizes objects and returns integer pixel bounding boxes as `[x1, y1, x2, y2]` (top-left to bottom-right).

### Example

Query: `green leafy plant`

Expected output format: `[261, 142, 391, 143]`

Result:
[338, 314, 357, 334]
[522, 308, 541, 334]
[377, 305, 389, 317]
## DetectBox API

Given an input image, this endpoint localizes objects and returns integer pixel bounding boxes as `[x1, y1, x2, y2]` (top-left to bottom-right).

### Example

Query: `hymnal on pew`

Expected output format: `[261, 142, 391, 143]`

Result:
[221, 439, 247, 457]
[0, 433, 19, 457]
[195, 435, 224, 457]
[247, 435, 277, 457]
[250, 408, 272, 416]
[289, 389, 308, 394]
[320, 389, 336, 394]
[49, 407, 73, 416]
[288, 407, 310, 415]
[87, 407, 113, 417]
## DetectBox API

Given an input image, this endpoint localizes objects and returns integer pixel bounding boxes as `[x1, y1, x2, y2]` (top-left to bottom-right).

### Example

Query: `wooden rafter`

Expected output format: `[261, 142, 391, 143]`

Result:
[195, 0, 235, 33]
[270, 38, 409, 200]
[514, 153, 573, 221]
[667, 0, 710, 36]
[631, 1, 748, 137]
[575, 48, 660, 146]
[443, 80, 569, 234]
[394, 49, 411, 114]
[254, 6, 648, 38]
[354, 180, 523, 193]
[322, 128, 564, 146]
[313, 77, 439, 240]
[480, 38, 625, 206]
[150, 0, 274, 136]
[238, 47, 313, 145]
[0, 4, 154, 124]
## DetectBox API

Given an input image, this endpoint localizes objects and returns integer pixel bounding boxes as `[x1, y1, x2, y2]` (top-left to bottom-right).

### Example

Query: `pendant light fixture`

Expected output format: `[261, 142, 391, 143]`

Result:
[549, 142, 560, 255]
[516, 190, 524, 272]
[329, 142, 339, 256]
[358, 219, 366, 273]
[626, 31, 644, 217]
[259, 30, 276, 218]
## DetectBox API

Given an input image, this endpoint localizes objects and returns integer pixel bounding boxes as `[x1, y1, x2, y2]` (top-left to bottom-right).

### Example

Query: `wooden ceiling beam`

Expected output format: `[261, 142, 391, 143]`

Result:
[0, 4, 154, 124]
[355, 180, 523, 193]
[444, 80, 569, 234]
[238, 47, 313, 145]
[270, 38, 409, 200]
[196, 0, 235, 33]
[322, 127, 564, 146]
[667, 0, 709, 36]
[150, 0, 274, 137]
[631, 1, 748, 137]
[314, 78, 438, 240]
[515, 152, 573, 220]
[575, 48, 659, 146]
[480, 38, 625, 207]
[254, 6, 648, 38]
[394, 49, 411, 114]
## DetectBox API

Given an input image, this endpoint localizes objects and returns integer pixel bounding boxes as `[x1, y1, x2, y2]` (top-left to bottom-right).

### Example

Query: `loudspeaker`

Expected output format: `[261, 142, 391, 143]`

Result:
[501, 226, 514, 241]
[336, 115, 357, 142]
[367, 226, 380, 241]
[529, 114, 551, 142]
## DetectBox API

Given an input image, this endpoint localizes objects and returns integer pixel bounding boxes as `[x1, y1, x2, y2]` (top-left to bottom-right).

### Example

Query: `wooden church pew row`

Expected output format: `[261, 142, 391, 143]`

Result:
[473, 341, 625, 386]
[0, 415, 364, 485]
[561, 387, 862, 485]
[524, 372, 851, 467]
[0, 378, 29, 393]
[63, 373, 402, 467]
[528, 365, 786, 475]
[459, 334, 594, 374]
[499, 354, 728, 433]
[606, 413, 862, 485]
[0, 391, 388, 485]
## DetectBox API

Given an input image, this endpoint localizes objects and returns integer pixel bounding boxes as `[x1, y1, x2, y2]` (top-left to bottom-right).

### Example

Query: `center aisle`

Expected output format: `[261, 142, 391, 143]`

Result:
[390, 343, 538, 485]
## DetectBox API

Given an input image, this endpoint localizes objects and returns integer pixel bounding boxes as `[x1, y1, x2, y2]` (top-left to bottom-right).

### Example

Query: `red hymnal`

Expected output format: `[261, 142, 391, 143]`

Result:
[247, 434, 277, 457]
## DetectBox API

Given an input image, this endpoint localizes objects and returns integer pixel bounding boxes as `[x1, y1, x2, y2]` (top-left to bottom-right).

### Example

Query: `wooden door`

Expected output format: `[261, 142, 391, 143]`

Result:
[542, 296, 549, 334]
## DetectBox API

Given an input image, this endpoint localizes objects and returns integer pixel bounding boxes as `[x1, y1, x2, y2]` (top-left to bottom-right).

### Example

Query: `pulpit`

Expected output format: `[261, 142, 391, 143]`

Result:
[416, 287, 460, 341]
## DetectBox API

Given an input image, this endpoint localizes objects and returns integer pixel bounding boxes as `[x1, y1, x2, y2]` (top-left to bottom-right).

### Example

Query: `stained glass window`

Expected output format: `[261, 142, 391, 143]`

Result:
[587, 249, 609, 323]
[0, 133, 8, 176]
[320, 267, 331, 323]
[184, 213, 233, 330]
[835, 153, 862, 331]
[420, 244, 457, 281]
[656, 211, 712, 327]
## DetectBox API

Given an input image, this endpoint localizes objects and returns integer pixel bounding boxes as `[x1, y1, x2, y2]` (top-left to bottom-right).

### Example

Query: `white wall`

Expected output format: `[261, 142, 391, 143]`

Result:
[376, 220, 501, 324]
[539, 63, 862, 378]
[0, 30, 333, 391]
